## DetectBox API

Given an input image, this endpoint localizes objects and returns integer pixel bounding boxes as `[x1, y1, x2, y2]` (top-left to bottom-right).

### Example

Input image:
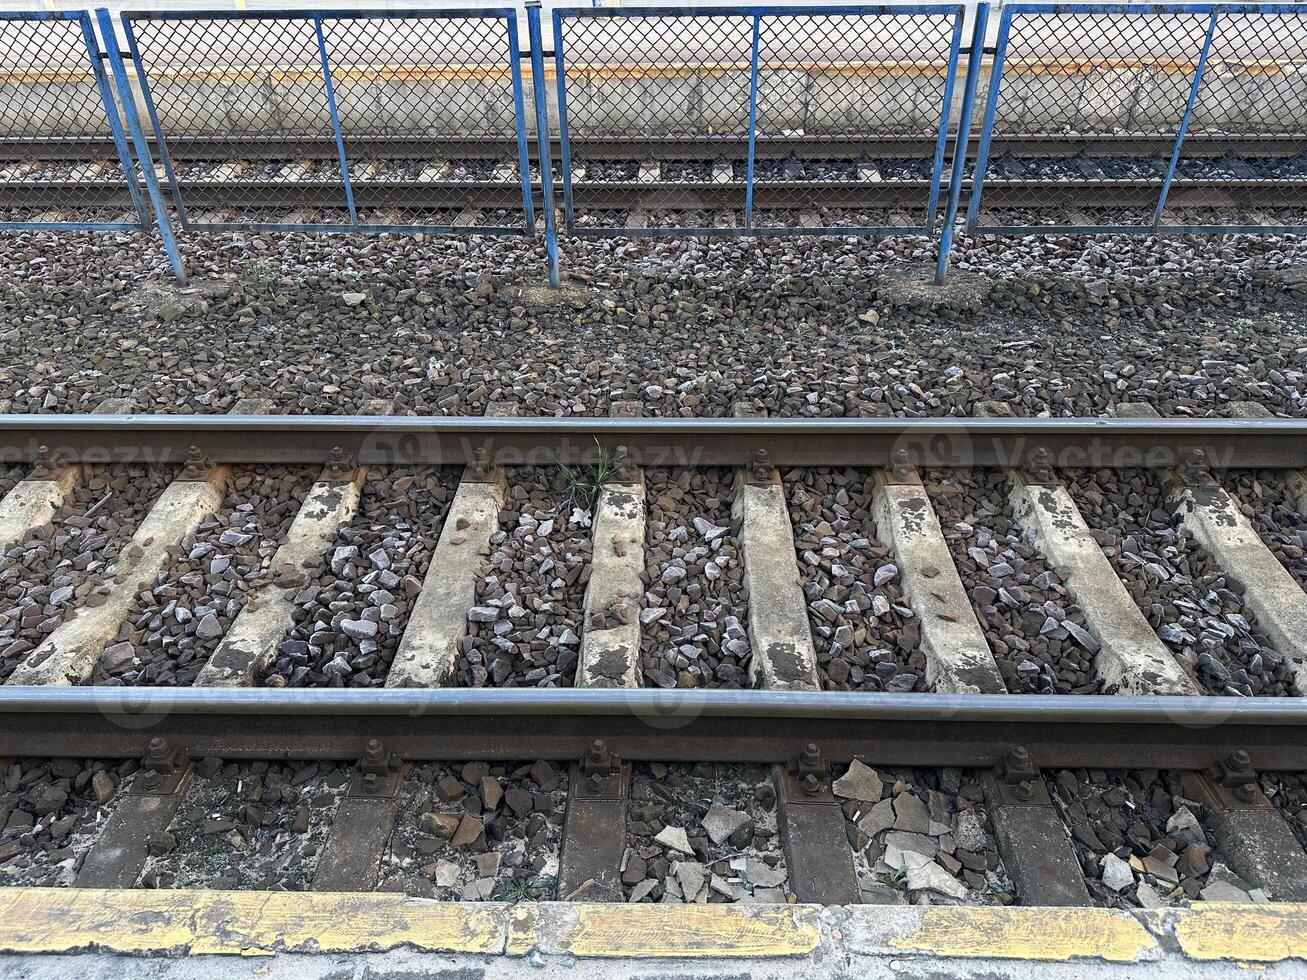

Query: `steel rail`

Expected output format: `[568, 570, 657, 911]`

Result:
[1, 414, 1306, 469]
[4, 132, 1304, 161]
[6, 178, 1303, 213]
[0, 688, 1303, 769]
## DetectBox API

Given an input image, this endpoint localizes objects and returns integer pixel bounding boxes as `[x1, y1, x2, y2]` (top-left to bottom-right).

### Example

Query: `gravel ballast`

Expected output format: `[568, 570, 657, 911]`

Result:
[454, 466, 592, 689]
[640, 467, 750, 689]
[835, 761, 1012, 905]
[264, 466, 455, 688]
[622, 763, 791, 904]
[925, 469, 1101, 694]
[1222, 470, 1307, 591]
[139, 758, 348, 890]
[1047, 768, 1247, 908]
[786, 467, 924, 692]
[378, 760, 566, 900]
[1, 228, 1306, 420]
[0, 466, 24, 499]
[1065, 468, 1296, 696]
[0, 464, 177, 681]
[1261, 772, 1307, 854]
[0, 758, 129, 886]
[97, 466, 315, 686]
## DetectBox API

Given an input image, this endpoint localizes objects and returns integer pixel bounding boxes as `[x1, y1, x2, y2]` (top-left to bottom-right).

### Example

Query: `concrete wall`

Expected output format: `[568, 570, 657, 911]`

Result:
[9, 60, 1303, 142]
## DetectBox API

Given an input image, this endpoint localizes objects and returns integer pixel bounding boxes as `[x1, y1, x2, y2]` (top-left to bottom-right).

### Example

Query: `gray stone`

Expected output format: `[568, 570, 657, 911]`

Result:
[341, 619, 378, 640]
[701, 802, 750, 845]
[627, 878, 658, 902]
[1101, 853, 1135, 892]
[856, 798, 896, 839]
[99, 641, 136, 673]
[195, 613, 223, 640]
[892, 792, 930, 833]
[744, 856, 786, 888]
[654, 825, 694, 856]
[674, 861, 707, 903]
[906, 861, 968, 900]
[833, 760, 883, 803]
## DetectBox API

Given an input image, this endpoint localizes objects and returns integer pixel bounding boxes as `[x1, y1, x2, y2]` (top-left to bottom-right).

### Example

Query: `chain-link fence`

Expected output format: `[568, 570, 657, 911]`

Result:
[553, 4, 967, 236]
[2, 4, 1305, 281]
[0, 12, 147, 230]
[965, 2, 1307, 235]
[1160, 5, 1307, 231]
[119, 9, 533, 234]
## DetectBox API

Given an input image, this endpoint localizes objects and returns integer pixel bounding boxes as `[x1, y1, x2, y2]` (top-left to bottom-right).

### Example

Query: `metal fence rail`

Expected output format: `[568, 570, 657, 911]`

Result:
[117, 7, 534, 235]
[552, 4, 969, 236]
[964, 2, 1307, 235]
[0, 11, 147, 232]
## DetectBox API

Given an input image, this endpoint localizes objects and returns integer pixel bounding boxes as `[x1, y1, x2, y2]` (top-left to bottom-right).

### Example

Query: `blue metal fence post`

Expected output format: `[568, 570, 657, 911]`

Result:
[1153, 9, 1220, 226]
[551, 8, 576, 235]
[120, 16, 188, 225]
[925, 9, 967, 233]
[528, 2, 559, 287]
[314, 16, 357, 225]
[78, 14, 146, 224]
[744, 15, 761, 231]
[94, 8, 186, 284]
[507, 15, 536, 235]
[935, 2, 989, 285]
[964, 3, 1012, 232]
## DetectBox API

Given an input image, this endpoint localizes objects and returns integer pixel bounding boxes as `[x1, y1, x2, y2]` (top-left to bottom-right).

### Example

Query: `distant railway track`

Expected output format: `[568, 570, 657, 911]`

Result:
[1, 177, 1302, 214]
[3, 132, 1304, 161]
[4, 133, 1304, 218]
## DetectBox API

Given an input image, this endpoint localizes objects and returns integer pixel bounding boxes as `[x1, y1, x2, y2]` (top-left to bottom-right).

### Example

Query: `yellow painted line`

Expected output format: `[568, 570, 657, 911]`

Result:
[1173, 903, 1307, 963]
[889, 907, 1157, 963]
[0, 890, 818, 960]
[1001, 57, 1298, 78]
[552, 904, 820, 958]
[0, 70, 94, 84]
[0, 57, 1296, 87]
[1, 891, 1302, 963]
[0, 889, 511, 956]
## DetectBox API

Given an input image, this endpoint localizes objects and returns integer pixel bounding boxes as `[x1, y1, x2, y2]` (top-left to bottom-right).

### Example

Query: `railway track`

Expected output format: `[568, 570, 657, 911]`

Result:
[0, 403, 1306, 913]
[3, 178, 1304, 213]
[2, 133, 1305, 219]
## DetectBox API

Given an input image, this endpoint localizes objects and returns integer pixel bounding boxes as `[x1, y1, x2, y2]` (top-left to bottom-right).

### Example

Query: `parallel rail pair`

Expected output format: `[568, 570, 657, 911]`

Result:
[0, 412, 1306, 766]
[3, 410, 1307, 912]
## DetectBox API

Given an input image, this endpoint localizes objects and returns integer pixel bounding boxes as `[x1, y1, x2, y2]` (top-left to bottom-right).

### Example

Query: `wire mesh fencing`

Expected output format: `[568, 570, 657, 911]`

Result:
[965, 2, 1307, 235]
[119, 9, 534, 234]
[0, 12, 147, 230]
[552, 4, 967, 236]
[1160, 6, 1307, 231]
[1, 3, 1305, 283]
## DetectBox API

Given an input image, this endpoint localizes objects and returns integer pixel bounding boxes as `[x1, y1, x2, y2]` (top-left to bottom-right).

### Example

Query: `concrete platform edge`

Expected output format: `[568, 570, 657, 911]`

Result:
[0, 890, 1302, 975]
